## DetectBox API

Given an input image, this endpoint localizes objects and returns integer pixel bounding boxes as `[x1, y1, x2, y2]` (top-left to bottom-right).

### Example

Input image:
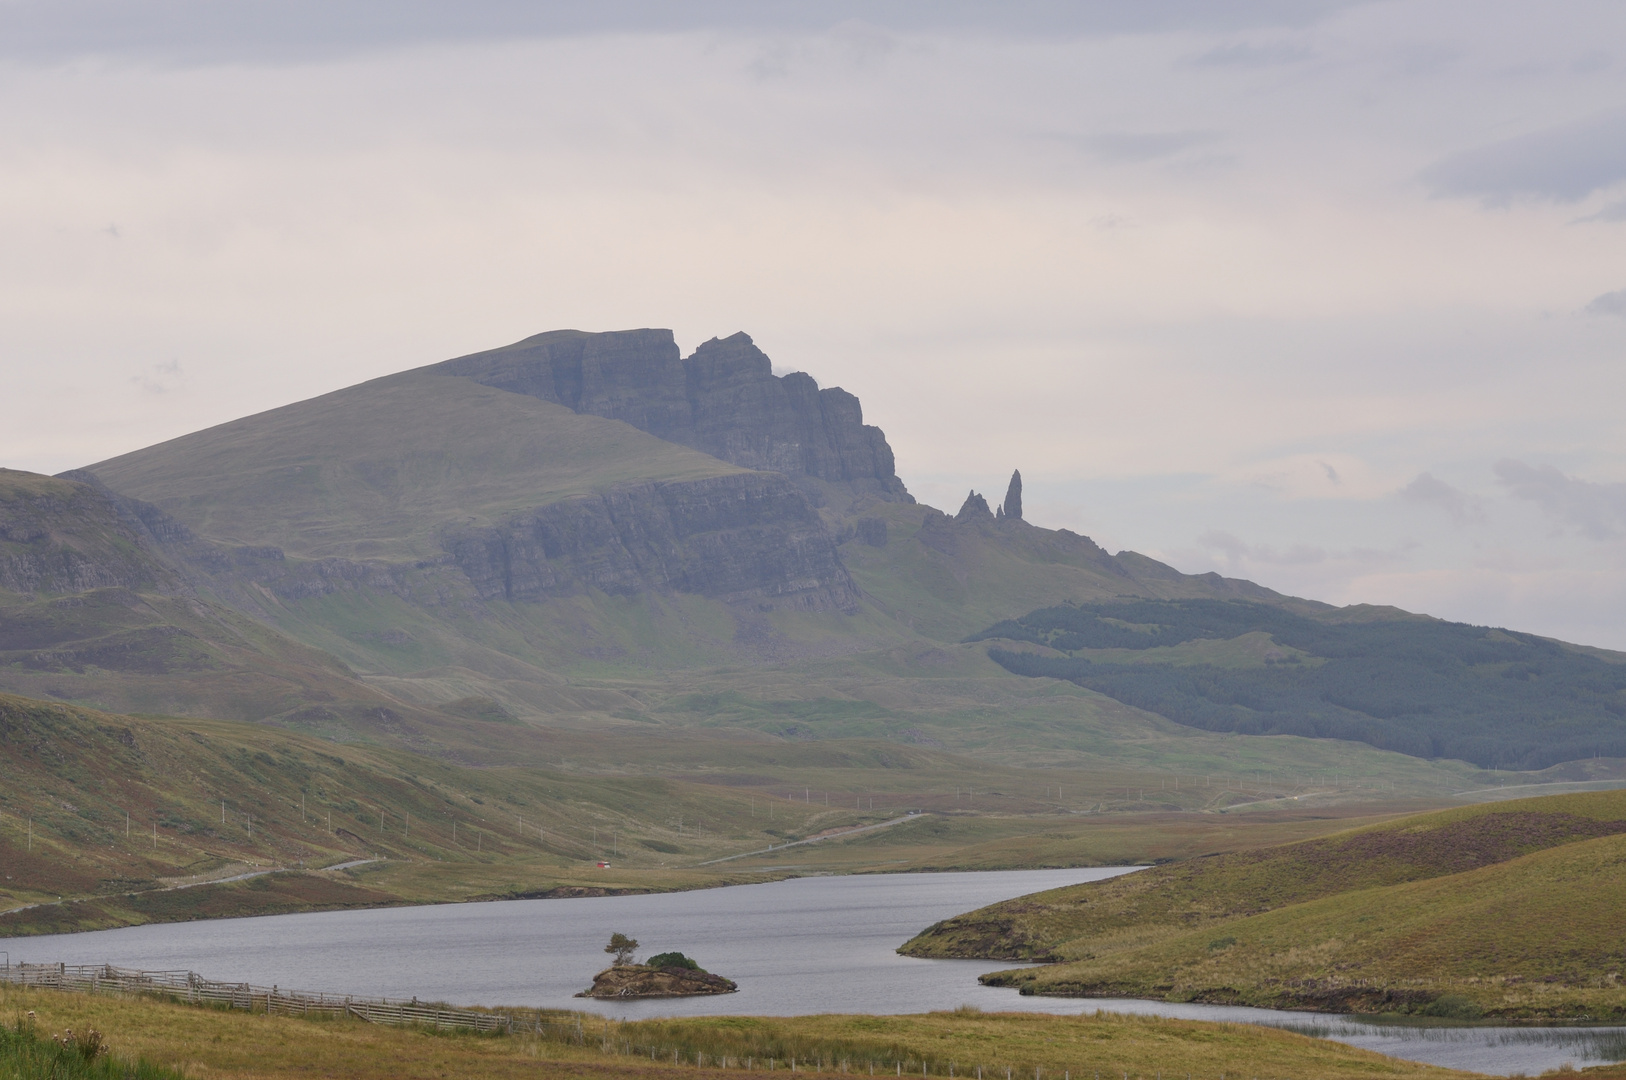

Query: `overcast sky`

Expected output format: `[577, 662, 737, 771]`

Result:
[4, 1, 1626, 647]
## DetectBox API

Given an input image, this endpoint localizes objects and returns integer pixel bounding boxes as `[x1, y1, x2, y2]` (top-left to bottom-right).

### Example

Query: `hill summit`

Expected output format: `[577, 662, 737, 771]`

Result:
[437, 329, 909, 499]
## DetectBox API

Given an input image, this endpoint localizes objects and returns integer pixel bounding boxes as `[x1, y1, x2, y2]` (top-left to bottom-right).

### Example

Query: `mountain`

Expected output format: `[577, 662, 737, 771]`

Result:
[1, 326, 1619, 785]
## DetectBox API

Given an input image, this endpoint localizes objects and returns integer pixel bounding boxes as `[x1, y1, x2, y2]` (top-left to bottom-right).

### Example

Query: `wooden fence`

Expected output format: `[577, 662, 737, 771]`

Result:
[0, 962, 514, 1033]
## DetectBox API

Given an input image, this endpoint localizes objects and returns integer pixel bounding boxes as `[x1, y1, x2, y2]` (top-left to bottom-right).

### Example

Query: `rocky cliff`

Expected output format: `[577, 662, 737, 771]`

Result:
[436, 329, 910, 498]
[0, 469, 177, 595]
[443, 472, 859, 611]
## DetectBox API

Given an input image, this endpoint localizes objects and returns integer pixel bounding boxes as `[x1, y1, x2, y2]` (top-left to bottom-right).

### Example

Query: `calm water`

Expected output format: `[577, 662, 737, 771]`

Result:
[9, 868, 1623, 1075]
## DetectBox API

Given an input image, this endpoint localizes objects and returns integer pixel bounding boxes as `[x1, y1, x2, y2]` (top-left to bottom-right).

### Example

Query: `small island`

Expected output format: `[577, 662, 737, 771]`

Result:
[577, 933, 738, 999]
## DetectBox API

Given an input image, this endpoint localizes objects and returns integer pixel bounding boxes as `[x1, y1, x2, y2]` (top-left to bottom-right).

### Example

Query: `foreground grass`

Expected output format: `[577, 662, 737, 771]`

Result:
[0, 1012, 180, 1080]
[0, 986, 1478, 1080]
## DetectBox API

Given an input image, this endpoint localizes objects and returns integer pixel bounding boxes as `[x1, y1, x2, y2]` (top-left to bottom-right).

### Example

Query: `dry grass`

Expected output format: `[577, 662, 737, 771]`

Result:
[0, 985, 1480, 1080]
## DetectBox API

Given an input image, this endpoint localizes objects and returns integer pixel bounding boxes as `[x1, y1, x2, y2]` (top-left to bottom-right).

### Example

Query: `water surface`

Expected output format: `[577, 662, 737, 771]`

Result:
[9, 867, 1623, 1076]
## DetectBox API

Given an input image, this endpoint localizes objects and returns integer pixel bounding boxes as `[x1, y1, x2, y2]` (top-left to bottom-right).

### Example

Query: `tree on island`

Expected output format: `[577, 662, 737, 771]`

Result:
[605, 932, 640, 966]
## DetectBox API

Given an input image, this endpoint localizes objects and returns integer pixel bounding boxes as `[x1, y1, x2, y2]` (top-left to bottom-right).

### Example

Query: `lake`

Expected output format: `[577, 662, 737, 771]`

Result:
[8, 868, 1622, 1075]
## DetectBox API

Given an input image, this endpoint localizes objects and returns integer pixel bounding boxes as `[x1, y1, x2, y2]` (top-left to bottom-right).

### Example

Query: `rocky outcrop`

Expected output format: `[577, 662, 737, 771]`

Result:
[577, 964, 738, 999]
[442, 472, 859, 611]
[1001, 470, 1023, 521]
[435, 329, 910, 498]
[954, 490, 994, 525]
[0, 470, 177, 595]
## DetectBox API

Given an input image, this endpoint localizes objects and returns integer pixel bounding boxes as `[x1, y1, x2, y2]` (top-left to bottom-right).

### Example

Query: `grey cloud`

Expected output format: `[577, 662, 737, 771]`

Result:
[1421, 111, 1626, 204]
[1076, 131, 1213, 163]
[0, 0, 1376, 65]
[1198, 530, 1327, 565]
[130, 360, 183, 396]
[1398, 472, 1485, 525]
[1495, 459, 1626, 540]
[1583, 290, 1626, 317]
[1186, 41, 1312, 68]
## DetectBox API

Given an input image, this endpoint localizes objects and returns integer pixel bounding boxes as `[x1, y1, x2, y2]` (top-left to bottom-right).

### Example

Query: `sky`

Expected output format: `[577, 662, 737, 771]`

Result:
[3, 1, 1625, 647]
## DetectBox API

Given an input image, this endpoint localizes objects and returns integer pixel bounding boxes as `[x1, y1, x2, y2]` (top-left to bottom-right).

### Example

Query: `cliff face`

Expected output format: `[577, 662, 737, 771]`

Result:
[0, 470, 176, 595]
[436, 329, 909, 498]
[443, 473, 859, 612]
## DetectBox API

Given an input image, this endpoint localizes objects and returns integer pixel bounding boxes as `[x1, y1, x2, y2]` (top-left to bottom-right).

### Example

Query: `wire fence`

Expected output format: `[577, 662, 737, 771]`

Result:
[0, 962, 513, 1033]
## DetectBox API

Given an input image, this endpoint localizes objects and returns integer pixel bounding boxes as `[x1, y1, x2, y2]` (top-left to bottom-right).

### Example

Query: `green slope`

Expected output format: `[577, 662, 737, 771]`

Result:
[87, 370, 744, 561]
[994, 829, 1626, 1019]
[903, 788, 1626, 961]
[838, 503, 1303, 645]
[904, 790, 1626, 1018]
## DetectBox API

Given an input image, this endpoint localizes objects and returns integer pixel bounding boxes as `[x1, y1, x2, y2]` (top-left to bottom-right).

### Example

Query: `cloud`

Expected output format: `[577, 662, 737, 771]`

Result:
[1584, 290, 1626, 317]
[1195, 530, 1414, 574]
[1420, 111, 1626, 204]
[1495, 459, 1626, 540]
[130, 360, 183, 396]
[1571, 199, 1626, 224]
[1075, 131, 1213, 163]
[1186, 41, 1312, 68]
[0, 0, 1376, 65]
[1398, 472, 1485, 525]
[1198, 530, 1327, 566]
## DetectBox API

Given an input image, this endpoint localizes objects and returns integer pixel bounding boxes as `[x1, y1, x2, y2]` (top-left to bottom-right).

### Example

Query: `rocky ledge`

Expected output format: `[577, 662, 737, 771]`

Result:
[576, 964, 739, 999]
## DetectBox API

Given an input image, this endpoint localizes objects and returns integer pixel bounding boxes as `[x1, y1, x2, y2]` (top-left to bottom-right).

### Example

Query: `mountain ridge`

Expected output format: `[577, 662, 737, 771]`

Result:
[0, 326, 1615, 779]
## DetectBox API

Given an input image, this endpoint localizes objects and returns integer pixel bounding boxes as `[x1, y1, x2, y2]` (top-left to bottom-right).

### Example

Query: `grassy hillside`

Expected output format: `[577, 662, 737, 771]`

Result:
[904, 791, 1626, 1019]
[3, 690, 1428, 936]
[992, 831, 1626, 1019]
[839, 504, 1303, 645]
[0, 690, 848, 935]
[981, 599, 1626, 768]
[903, 789, 1626, 960]
[1, 985, 1478, 1080]
[88, 370, 744, 561]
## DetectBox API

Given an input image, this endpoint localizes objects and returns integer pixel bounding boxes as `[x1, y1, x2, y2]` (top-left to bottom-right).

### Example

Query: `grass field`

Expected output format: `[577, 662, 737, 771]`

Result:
[903, 791, 1626, 1019]
[0, 984, 1484, 1080]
